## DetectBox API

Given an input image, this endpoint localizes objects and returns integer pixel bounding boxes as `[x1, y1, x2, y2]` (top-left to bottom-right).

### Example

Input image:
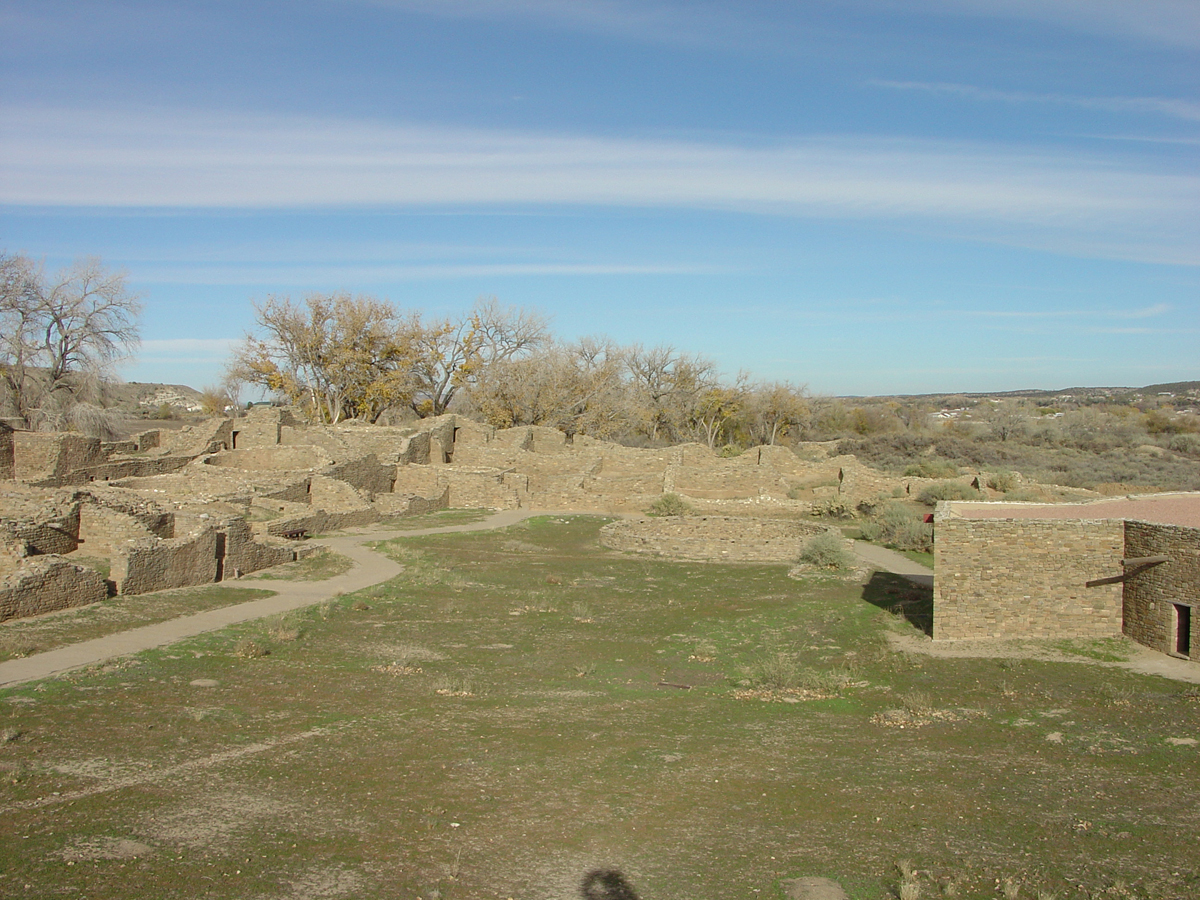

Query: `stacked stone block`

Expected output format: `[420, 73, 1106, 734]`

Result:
[1122, 520, 1200, 659]
[933, 514, 1124, 640]
[0, 557, 107, 622]
[600, 515, 827, 563]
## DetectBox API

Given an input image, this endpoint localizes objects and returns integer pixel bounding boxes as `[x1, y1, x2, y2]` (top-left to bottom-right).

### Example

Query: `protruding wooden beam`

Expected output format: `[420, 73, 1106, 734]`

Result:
[1087, 555, 1170, 588]
[1121, 555, 1169, 567]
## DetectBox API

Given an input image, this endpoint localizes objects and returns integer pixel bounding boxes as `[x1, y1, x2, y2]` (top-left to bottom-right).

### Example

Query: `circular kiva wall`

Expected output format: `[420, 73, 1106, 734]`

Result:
[599, 515, 829, 562]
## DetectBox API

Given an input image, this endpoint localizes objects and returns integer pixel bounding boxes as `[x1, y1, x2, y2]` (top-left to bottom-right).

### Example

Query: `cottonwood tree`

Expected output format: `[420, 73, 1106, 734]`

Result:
[625, 344, 719, 443]
[470, 336, 629, 438]
[0, 253, 141, 431]
[744, 381, 809, 446]
[229, 293, 416, 423]
[407, 298, 548, 417]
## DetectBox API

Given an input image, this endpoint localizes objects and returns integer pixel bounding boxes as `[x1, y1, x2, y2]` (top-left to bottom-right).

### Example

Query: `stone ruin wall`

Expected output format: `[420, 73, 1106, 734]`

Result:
[13, 432, 108, 483]
[220, 518, 297, 579]
[932, 514, 1125, 641]
[600, 515, 829, 563]
[324, 454, 396, 497]
[374, 486, 450, 518]
[1122, 520, 1200, 660]
[77, 505, 158, 557]
[0, 557, 108, 622]
[111, 528, 219, 596]
[0, 424, 13, 480]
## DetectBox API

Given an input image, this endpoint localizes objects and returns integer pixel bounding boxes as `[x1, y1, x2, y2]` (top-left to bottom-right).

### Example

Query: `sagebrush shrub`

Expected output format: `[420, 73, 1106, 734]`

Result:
[646, 492, 692, 517]
[859, 502, 932, 552]
[903, 459, 959, 479]
[798, 531, 854, 570]
[916, 481, 981, 506]
[986, 470, 1018, 492]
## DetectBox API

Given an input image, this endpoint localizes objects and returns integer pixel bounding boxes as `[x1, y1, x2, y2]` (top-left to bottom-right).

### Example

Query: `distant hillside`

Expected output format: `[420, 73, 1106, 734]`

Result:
[109, 381, 206, 413]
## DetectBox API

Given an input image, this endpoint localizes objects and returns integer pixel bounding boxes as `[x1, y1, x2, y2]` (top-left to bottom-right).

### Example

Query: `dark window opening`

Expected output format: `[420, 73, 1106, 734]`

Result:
[231, 430, 240, 449]
[1174, 604, 1191, 656]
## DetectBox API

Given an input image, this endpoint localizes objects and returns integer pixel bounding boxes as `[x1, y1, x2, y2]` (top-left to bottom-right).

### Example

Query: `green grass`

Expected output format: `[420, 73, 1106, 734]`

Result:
[0, 584, 274, 662]
[0, 516, 1197, 900]
[378, 507, 494, 530]
[898, 549, 935, 568]
[245, 549, 354, 581]
[1052, 637, 1135, 663]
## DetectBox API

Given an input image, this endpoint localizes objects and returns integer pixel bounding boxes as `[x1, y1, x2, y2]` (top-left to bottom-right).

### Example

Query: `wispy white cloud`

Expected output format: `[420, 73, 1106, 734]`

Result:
[132, 261, 723, 286]
[2, 105, 1197, 265]
[872, 80, 1200, 123]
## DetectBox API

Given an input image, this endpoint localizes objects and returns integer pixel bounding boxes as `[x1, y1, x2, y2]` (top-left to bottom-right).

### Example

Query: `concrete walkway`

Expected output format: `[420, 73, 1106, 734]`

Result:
[851, 540, 934, 587]
[0, 511, 930, 688]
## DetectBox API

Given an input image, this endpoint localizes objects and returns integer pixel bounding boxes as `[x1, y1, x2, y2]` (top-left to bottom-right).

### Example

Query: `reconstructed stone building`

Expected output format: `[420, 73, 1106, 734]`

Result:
[934, 494, 1200, 660]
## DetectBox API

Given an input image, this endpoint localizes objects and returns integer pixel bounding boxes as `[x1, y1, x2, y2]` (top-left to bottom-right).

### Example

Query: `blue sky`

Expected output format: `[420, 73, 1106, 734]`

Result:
[1, 0, 1196, 396]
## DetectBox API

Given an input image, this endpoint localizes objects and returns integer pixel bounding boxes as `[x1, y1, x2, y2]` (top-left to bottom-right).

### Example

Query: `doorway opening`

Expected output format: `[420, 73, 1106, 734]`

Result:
[1174, 603, 1191, 656]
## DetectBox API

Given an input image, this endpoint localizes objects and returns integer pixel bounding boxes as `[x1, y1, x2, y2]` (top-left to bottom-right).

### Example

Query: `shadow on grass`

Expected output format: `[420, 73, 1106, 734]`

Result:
[861, 571, 933, 637]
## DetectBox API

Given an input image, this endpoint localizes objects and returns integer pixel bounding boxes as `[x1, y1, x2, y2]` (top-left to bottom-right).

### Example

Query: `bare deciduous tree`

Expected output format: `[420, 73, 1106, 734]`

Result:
[744, 380, 809, 446]
[625, 344, 719, 443]
[470, 336, 629, 438]
[408, 297, 548, 418]
[0, 253, 141, 431]
[229, 293, 416, 424]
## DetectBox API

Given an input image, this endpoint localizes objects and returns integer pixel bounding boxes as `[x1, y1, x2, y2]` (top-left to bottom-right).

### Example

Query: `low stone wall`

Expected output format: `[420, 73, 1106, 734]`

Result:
[374, 487, 450, 518]
[230, 407, 292, 448]
[161, 418, 234, 457]
[219, 518, 296, 578]
[255, 478, 314, 505]
[112, 528, 219, 596]
[932, 513, 1124, 640]
[205, 445, 330, 471]
[0, 557, 108, 622]
[391, 466, 523, 510]
[600, 515, 827, 562]
[324, 454, 395, 497]
[0, 424, 13, 480]
[14, 432, 107, 484]
[82, 490, 174, 538]
[71, 454, 194, 484]
[1, 500, 81, 556]
[77, 505, 156, 556]
[1122, 520, 1200, 659]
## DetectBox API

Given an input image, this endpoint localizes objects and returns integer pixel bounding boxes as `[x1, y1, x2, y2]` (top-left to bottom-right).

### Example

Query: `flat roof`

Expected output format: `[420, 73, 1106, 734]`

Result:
[941, 492, 1200, 529]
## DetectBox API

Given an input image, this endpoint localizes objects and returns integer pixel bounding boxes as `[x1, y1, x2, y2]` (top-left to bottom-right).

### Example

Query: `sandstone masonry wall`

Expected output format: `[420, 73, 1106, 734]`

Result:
[324, 454, 395, 497]
[1122, 520, 1200, 660]
[600, 516, 828, 562]
[374, 487, 450, 518]
[0, 424, 14, 480]
[77, 505, 156, 556]
[112, 528, 219, 595]
[0, 557, 107, 622]
[14, 432, 107, 484]
[933, 514, 1124, 640]
[219, 518, 296, 578]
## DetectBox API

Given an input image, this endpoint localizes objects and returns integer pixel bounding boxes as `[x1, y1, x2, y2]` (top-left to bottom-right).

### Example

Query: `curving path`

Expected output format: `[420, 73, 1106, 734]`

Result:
[0, 509, 541, 688]
[0, 511, 930, 688]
